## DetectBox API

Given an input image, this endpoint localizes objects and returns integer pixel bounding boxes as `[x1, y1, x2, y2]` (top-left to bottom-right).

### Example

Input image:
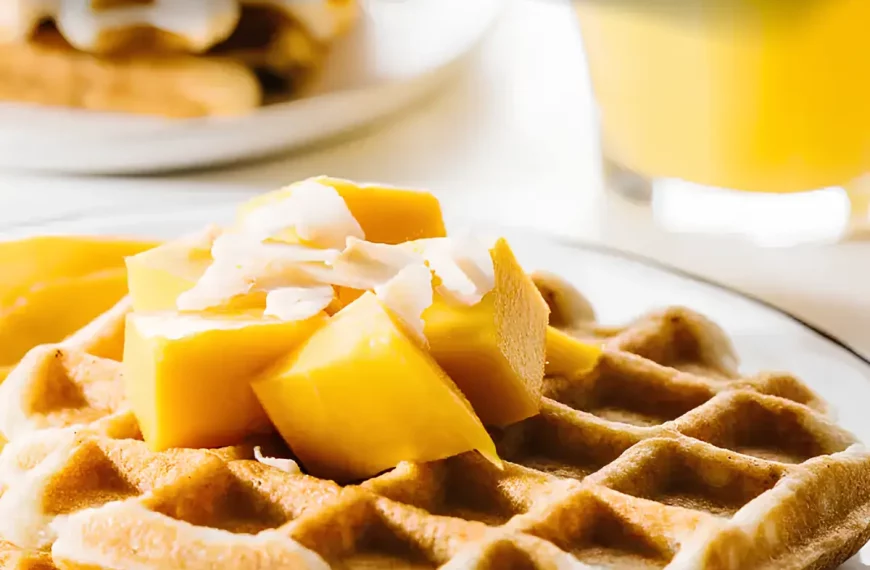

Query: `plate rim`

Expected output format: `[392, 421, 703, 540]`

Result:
[543, 233, 870, 368]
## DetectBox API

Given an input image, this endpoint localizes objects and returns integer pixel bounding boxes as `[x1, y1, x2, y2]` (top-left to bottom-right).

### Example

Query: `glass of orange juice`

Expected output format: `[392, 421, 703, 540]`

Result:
[574, 0, 870, 245]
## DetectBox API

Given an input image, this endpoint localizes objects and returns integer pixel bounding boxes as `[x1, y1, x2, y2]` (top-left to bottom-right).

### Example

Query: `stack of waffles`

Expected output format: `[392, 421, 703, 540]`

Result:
[0, 0, 358, 117]
[0, 273, 869, 569]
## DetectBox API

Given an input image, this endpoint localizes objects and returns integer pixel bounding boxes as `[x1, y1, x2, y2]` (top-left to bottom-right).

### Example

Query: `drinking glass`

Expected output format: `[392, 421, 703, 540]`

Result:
[574, 0, 870, 245]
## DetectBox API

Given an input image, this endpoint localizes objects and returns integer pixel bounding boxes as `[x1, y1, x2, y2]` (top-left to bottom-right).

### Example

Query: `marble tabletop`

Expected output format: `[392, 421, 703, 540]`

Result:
[1, 0, 867, 356]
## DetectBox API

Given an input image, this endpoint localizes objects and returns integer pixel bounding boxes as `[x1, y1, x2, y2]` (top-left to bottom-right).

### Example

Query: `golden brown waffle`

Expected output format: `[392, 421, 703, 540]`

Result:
[0, 284, 869, 569]
[0, 1, 357, 117]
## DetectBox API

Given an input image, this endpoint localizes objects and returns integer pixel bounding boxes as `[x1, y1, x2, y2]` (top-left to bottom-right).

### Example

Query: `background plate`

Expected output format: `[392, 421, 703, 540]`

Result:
[0, 0, 499, 175]
[6, 208, 870, 567]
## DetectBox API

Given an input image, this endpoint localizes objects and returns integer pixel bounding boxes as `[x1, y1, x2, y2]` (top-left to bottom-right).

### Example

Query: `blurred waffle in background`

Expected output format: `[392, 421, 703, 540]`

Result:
[0, 0, 359, 118]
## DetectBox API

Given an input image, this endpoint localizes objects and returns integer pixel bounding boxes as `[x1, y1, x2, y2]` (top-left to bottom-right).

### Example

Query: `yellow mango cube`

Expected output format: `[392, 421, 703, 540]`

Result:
[545, 326, 602, 378]
[124, 310, 325, 451]
[252, 292, 500, 482]
[0, 236, 153, 372]
[0, 235, 156, 308]
[238, 176, 447, 245]
[422, 239, 549, 427]
[126, 228, 219, 311]
[0, 268, 129, 368]
[318, 177, 447, 244]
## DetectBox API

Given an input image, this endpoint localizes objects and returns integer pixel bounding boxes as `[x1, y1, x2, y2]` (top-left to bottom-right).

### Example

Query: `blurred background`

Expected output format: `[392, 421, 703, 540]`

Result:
[0, 0, 867, 352]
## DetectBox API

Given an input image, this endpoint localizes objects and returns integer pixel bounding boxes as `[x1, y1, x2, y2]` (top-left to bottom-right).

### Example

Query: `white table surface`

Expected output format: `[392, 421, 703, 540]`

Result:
[0, 0, 868, 357]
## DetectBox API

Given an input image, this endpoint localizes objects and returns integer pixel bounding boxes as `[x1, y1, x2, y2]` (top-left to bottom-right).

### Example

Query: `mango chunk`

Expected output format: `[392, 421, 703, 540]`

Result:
[422, 239, 549, 427]
[0, 235, 156, 308]
[124, 310, 325, 451]
[544, 326, 602, 378]
[0, 235, 154, 370]
[126, 228, 219, 311]
[252, 292, 500, 482]
[0, 268, 129, 368]
[238, 176, 447, 245]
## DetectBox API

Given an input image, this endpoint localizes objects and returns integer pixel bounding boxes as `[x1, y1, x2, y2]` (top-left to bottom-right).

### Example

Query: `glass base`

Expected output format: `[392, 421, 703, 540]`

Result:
[604, 158, 870, 247]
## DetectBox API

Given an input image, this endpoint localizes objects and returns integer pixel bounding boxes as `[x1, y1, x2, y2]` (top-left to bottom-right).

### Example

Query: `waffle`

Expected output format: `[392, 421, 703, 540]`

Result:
[0, 1, 357, 117]
[0, 278, 869, 569]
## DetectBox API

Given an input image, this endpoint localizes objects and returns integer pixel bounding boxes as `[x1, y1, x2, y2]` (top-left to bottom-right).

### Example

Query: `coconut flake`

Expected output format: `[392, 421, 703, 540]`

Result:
[240, 181, 364, 248]
[177, 233, 340, 313]
[374, 264, 434, 345]
[211, 232, 340, 265]
[254, 447, 301, 474]
[265, 286, 335, 321]
[173, 223, 223, 251]
[412, 237, 495, 306]
[178, 186, 495, 325]
[329, 237, 426, 290]
[176, 256, 258, 312]
[450, 234, 496, 294]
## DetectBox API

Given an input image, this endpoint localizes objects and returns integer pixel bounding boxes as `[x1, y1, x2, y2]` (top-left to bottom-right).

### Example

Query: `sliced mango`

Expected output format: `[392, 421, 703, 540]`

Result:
[0, 268, 130, 368]
[238, 176, 447, 245]
[422, 238, 549, 427]
[124, 310, 325, 451]
[545, 326, 602, 378]
[252, 292, 500, 482]
[0, 235, 156, 307]
[126, 228, 218, 312]
[0, 235, 153, 379]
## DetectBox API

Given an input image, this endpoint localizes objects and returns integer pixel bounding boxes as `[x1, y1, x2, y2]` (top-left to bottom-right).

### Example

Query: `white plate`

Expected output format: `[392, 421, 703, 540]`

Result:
[0, 0, 500, 175]
[7, 209, 870, 568]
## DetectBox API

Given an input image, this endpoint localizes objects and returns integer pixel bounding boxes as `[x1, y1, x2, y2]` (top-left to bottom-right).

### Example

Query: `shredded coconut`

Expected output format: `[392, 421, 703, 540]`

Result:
[374, 264, 434, 345]
[411, 237, 495, 306]
[329, 237, 426, 290]
[239, 181, 364, 248]
[264, 286, 336, 322]
[254, 447, 301, 474]
[177, 233, 339, 312]
[178, 182, 495, 323]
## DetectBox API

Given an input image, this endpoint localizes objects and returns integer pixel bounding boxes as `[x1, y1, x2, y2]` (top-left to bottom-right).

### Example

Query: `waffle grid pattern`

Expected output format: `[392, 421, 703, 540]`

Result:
[0, 297, 869, 569]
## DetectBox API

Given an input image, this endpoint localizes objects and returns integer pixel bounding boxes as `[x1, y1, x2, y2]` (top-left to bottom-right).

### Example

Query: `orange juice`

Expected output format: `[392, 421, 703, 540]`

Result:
[576, 0, 870, 193]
